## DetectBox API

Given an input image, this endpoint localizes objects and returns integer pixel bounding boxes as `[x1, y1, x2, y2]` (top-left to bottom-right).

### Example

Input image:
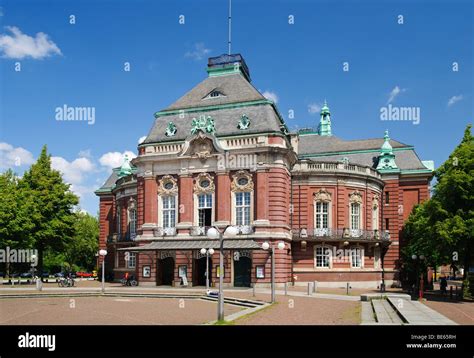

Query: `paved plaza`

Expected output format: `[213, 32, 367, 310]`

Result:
[1, 280, 472, 325]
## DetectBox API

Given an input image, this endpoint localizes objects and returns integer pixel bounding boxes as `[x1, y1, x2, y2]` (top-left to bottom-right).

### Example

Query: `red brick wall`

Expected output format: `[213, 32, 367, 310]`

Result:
[99, 196, 113, 250]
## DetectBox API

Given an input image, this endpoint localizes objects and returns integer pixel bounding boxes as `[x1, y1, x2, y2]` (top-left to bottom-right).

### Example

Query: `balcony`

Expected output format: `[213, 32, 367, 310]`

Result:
[107, 233, 135, 243]
[189, 225, 254, 236]
[292, 228, 390, 241]
[293, 161, 382, 180]
[153, 227, 177, 237]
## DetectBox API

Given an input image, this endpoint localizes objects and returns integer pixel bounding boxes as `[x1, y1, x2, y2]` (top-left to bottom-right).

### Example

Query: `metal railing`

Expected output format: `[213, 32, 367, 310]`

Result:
[189, 225, 254, 236]
[153, 227, 177, 237]
[292, 228, 390, 241]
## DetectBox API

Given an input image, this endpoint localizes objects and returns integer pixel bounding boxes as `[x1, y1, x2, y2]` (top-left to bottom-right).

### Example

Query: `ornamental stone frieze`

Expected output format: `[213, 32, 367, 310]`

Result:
[193, 172, 215, 194]
[230, 170, 254, 192]
[157, 175, 178, 195]
[128, 197, 137, 210]
[349, 190, 363, 204]
[313, 188, 332, 203]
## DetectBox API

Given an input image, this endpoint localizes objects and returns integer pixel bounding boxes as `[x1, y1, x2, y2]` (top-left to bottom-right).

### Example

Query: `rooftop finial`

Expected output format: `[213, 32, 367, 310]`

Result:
[228, 0, 232, 55]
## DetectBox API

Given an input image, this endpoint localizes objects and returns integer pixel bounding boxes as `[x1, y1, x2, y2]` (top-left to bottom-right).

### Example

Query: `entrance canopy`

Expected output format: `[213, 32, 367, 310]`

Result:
[117, 239, 262, 252]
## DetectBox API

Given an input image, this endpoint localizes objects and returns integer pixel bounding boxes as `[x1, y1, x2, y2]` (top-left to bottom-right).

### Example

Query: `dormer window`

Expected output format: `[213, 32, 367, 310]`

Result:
[203, 89, 226, 100]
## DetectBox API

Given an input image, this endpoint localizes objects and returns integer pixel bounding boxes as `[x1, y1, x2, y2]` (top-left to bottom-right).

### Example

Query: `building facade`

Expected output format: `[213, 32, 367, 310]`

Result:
[96, 54, 433, 288]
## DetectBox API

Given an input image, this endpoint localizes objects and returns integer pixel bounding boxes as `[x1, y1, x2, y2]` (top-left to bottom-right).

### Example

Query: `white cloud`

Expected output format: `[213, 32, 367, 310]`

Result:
[138, 136, 147, 144]
[308, 103, 321, 115]
[0, 142, 35, 169]
[262, 90, 279, 104]
[184, 43, 211, 61]
[99, 151, 136, 171]
[0, 26, 62, 59]
[387, 86, 406, 104]
[51, 156, 94, 185]
[447, 94, 464, 107]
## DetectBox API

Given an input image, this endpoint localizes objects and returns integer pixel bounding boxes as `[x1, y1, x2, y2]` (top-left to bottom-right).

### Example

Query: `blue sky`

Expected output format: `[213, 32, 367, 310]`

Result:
[0, 0, 472, 215]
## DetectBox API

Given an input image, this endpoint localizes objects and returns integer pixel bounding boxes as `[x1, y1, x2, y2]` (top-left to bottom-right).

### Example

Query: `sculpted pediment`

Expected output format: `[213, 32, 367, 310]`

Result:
[179, 130, 224, 159]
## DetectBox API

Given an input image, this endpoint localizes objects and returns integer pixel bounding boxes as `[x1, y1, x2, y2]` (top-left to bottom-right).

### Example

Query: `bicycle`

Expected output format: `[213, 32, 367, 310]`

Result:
[57, 276, 75, 287]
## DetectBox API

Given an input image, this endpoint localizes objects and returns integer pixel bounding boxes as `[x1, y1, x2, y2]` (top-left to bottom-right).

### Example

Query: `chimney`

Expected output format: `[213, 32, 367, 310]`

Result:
[207, 54, 251, 82]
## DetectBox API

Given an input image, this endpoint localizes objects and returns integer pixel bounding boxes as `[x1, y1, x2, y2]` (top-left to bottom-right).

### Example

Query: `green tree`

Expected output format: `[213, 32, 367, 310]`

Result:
[20, 145, 79, 274]
[0, 169, 35, 276]
[64, 211, 99, 271]
[403, 124, 473, 282]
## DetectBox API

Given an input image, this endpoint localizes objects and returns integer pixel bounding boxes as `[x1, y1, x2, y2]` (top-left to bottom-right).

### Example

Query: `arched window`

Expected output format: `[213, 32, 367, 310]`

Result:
[314, 245, 331, 268]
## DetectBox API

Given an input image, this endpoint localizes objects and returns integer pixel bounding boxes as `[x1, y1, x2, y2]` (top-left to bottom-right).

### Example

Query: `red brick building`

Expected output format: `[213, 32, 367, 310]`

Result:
[95, 54, 433, 288]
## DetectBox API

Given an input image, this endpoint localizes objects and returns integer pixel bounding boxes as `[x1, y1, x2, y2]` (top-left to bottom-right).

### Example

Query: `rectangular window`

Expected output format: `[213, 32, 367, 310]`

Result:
[385, 192, 390, 204]
[116, 209, 121, 234]
[385, 218, 390, 231]
[162, 196, 176, 228]
[315, 246, 330, 268]
[315, 202, 329, 229]
[129, 209, 137, 235]
[350, 203, 360, 230]
[351, 248, 362, 268]
[198, 194, 212, 227]
[235, 192, 251, 226]
[127, 252, 136, 269]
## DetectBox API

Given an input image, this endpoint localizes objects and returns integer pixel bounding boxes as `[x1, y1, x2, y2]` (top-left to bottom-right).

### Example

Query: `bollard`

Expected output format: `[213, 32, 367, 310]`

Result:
[284, 282, 288, 295]
[449, 286, 453, 299]
[36, 278, 43, 291]
[313, 281, 318, 293]
[252, 283, 256, 297]
[346, 282, 350, 295]
[307, 282, 313, 295]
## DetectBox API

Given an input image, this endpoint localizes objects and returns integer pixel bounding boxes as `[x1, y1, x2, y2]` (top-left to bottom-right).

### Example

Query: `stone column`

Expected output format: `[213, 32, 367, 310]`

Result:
[177, 174, 193, 235]
[215, 172, 231, 227]
[142, 173, 158, 236]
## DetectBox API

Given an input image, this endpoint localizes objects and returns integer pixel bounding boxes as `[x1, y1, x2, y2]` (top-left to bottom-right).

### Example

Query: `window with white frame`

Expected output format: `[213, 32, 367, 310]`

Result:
[315, 202, 329, 229]
[162, 196, 176, 228]
[198, 194, 213, 227]
[128, 208, 137, 235]
[315, 246, 331, 268]
[351, 247, 363, 268]
[350, 203, 361, 230]
[127, 252, 136, 269]
[235, 192, 251, 226]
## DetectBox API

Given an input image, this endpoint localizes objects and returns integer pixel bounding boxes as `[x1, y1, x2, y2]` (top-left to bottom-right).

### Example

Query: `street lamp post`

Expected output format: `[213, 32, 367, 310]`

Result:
[200, 248, 215, 291]
[99, 249, 108, 293]
[262, 241, 286, 303]
[207, 226, 239, 322]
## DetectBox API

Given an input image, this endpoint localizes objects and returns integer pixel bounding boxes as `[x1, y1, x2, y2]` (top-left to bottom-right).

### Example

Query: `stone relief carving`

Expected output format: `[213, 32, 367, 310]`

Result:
[230, 170, 254, 192]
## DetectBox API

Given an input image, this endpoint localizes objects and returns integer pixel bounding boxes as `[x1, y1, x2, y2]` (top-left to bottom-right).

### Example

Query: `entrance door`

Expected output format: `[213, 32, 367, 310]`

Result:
[193, 257, 211, 286]
[161, 257, 175, 286]
[234, 256, 251, 287]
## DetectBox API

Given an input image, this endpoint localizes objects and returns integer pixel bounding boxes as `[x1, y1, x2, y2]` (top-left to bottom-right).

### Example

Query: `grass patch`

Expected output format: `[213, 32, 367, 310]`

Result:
[231, 302, 277, 324]
[214, 319, 235, 325]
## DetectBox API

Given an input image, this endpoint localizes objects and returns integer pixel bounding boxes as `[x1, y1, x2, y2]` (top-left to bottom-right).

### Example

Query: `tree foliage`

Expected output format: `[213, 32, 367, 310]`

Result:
[403, 124, 474, 279]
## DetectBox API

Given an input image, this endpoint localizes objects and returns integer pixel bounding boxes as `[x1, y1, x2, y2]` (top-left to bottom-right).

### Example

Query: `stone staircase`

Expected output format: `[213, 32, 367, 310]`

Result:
[361, 294, 456, 325]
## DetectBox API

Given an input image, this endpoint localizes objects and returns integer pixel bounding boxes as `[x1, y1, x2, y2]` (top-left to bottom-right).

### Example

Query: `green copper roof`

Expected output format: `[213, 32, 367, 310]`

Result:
[380, 130, 393, 154]
[318, 100, 332, 136]
[118, 154, 133, 177]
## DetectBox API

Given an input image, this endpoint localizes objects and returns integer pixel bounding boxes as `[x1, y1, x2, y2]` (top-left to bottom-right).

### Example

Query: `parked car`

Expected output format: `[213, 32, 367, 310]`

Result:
[20, 272, 33, 278]
[76, 272, 93, 278]
[40, 271, 50, 278]
[53, 272, 64, 278]
[0, 272, 4, 278]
